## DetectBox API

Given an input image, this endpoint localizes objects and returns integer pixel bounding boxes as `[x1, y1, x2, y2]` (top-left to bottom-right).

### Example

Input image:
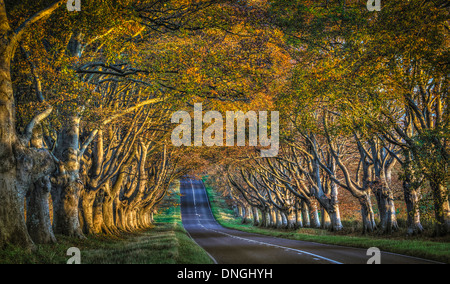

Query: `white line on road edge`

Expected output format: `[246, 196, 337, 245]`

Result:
[190, 179, 343, 265]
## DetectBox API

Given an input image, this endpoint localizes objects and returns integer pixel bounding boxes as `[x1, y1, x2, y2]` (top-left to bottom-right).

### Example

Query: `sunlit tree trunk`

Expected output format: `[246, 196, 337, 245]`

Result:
[274, 209, 280, 228]
[301, 201, 310, 227]
[115, 202, 128, 231]
[329, 181, 343, 231]
[308, 201, 321, 228]
[321, 208, 331, 230]
[104, 171, 126, 234]
[102, 195, 119, 234]
[295, 206, 303, 228]
[79, 189, 97, 234]
[92, 190, 104, 233]
[130, 209, 139, 230]
[51, 116, 84, 238]
[245, 206, 252, 224]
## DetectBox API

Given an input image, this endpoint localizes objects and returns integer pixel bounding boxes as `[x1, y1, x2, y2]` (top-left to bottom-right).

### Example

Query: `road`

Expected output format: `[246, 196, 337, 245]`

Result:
[179, 178, 442, 264]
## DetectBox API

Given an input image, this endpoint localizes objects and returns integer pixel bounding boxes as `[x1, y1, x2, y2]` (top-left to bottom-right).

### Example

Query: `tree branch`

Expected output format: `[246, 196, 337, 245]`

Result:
[13, 0, 65, 42]
[79, 97, 163, 157]
[22, 106, 53, 145]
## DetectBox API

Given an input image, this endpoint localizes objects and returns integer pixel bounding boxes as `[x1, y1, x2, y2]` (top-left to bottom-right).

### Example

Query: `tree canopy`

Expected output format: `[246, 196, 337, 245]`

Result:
[0, 0, 448, 250]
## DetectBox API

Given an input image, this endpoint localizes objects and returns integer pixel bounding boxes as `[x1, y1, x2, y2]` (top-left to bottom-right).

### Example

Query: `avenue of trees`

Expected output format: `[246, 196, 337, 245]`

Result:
[0, 0, 448, 251]
[209, 0, 449, 236]
[1, 0, 275, 250]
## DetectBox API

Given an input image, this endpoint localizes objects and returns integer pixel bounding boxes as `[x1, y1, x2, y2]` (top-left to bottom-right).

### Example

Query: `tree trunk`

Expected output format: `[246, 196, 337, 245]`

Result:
[403, 179, 424, 235]
[92, 190, 104, 233]
[102, 195, 119, 235]
[149, 210, 155, 226]
[301, 201, 310, 227]
[129, 209, 138, 230]
[238, 206, 244, 219]
[359, 194, 376, 233]
[275, 209, 282, 228]
[315, 186, 343, 231]
[280, 211, 288, 228]
[245, 206, 252, 224]
[125, 208, 136, 231]
[51, 181, 84, 238]
[0, 0, 66, 249]
[321, 208, 331, 230]
[373, 175, 398, 234]
[264, 211, 271, 227]
[269, 209, 276, 227]
[403, 153, 424, 235]
[260, 209, 268, 227]
[286, 210, 296, 229]
[0, 3, 33, 249]
[79, 189, 97, 234]
[139, 208, 151, 229]
[139, 207, 153, 229]
[26, 176, 56, 244]
[252, 207, 260, 226]
[51, 116, 84, 238]
[295, 207, 303, 228]
[330, 208, 343, 231]
[309, 202, 321, 228]
[329, 182, 343, 231]
[115, 203, 126, 231]
[0, 10, 55, 248]
[430, 181, 450, 236]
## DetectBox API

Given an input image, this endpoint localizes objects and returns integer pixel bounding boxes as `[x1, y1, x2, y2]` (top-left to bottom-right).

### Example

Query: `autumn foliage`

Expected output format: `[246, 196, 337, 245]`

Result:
[0, 0, 448, 250]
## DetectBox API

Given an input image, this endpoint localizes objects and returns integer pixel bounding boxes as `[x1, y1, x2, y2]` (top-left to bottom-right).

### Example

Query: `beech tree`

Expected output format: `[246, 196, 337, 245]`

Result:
[0, 0, 65, 250]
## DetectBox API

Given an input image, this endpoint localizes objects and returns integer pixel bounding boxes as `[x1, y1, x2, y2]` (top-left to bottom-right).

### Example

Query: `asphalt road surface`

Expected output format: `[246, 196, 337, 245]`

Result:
[180, 178, 442, 264]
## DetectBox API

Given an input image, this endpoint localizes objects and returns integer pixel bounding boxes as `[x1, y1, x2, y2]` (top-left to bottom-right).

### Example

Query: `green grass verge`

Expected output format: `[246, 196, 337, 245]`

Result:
[202, 176, 450, 264]
[0, 180, 214, 264]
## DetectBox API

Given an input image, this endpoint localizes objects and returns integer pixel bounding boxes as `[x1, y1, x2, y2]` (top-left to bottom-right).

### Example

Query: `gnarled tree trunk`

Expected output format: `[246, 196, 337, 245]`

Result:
[26, 176, 56, 244]
[0, 0, 60, 249]
[51, 116, 84, 238]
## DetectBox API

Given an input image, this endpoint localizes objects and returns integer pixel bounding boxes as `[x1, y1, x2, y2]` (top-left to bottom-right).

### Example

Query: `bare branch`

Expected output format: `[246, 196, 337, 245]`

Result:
[79, 97, 163, 157]
[22, 106, 53, 145]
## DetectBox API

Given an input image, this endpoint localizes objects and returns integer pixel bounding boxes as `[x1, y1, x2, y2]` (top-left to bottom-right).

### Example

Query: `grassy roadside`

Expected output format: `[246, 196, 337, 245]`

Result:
[0, 180, 214, 264]
[202, 177, 450, 264]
